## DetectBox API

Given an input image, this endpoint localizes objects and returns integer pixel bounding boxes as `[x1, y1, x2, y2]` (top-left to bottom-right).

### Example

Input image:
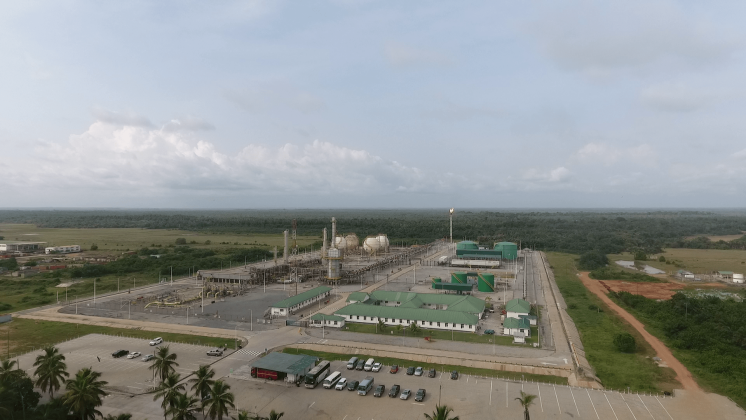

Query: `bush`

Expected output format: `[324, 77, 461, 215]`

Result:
[0, 302, 12, 311]
[204, 240, 211, 245]
[578, 251, 609, 270]
[175, 238, 187, 245]
[633, 250, 647, 261]
[613, 333, 636, 353]
[658, 256, 666, 262]
[90, 243, 98, 250]
[24, 260, 37, 267]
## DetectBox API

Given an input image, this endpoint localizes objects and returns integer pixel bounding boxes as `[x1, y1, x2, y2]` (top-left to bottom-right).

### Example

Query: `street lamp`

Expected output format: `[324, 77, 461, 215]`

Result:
[449, 208, 454, 243]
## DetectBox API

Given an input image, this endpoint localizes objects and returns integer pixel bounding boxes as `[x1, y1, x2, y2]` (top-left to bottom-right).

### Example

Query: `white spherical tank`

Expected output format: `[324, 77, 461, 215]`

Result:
[376, 234, 389, 251]
[344, 233, 359, 250]
[363, 235, 380, 254]
[334, 235, 347, 249]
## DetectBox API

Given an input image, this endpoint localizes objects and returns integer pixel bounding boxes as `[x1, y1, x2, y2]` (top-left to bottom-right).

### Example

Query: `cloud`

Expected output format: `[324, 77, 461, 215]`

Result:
[640, 82, 723, 112]
[91, 107, 154, 128]
[522, 166, 570, 183]
[530, 0, 741, 75]
[162, 116, 215, 132]
[573, 143, 656, 166]
[384, 43, 453, 68]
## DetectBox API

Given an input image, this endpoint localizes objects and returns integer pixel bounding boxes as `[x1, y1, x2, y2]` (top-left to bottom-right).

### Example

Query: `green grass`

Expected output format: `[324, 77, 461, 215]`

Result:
[341, 323, 538, 347]
[0, 318, 231, 359]
[0, 223, 319, 252]
[281, 348, 568, 384]
[608, 249, 746, 276]
[547, 252, 679, 393]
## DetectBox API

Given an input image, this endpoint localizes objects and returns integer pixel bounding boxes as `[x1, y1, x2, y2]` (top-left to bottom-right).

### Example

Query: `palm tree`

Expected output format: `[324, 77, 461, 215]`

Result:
[236, 410, 251, 420]
[64, 367, 108, 420]
[33, 345, 69, 398]
[267, 409, 284, 420]
[103, 414, 133, 420]
[424, 404, 459, 420]
[166, 392, 200, 420]
[515, 391, 537, 420]
[153, 372, 185, 420]
[204, 380, 235, 420]
[188, 365, 215, 417]
[409, 322, 421, 336]
[0, 359, 21, 384]
[150, 345, 179, 383]
[377, 319, 386, 333]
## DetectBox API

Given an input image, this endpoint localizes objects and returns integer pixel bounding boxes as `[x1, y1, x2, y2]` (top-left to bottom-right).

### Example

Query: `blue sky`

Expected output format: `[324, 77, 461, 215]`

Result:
[2, 1, 746, 208]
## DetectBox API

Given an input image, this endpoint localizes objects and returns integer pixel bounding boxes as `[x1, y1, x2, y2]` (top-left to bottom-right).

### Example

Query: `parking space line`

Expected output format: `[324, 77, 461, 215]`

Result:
[586, 389, 599, 419]
[489, 381, 492, 406]
[537, 384, 543, 412]
[637, 394, 656, 419]
[605, 392, 620, 420]
[570, 387, 580, 417]
[622, 394, 638, 420]
[506, 381, 508, 408]
[655, 396, 674, 420]
[553, 384, 561, 414]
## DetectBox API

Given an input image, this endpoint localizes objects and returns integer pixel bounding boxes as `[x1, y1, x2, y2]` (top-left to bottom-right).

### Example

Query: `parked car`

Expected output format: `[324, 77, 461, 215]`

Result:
[415, 388, 426, 402]
[149, 337, 163, 346]
[111, 350, 128, 358]
[373, 384, 385, 397]
[414, 367, 423, 376]
[406, 366, 415, 375]
[206, 349, 223, 356]
[335, 378, 347, 390]
[400, 389, 412, 400]
[347, 380, 359, 391]
[141, 354, 154, 362]
[126, 351, 141, 359]
[371, 362, 382, 372]
[389, 365, 399, 374]
[428, 368, 436, 378]
[356, 362, 365, 371]
[484, 329, 495, 335]
[388, 384, 400, 398]
[450, 371, 459, 380]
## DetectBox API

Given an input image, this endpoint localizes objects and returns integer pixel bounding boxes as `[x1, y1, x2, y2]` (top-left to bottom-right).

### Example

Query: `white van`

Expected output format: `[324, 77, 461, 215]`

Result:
[363, 358, 375, 371]
[323, 371, 342, 389]
[346, 357, 359, 370]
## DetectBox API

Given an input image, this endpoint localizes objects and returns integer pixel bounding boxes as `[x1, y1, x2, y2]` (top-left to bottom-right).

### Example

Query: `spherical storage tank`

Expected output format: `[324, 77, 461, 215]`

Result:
[334, 236, 347, 250]
[451, 272, 467, 284]
[494, 242, 518, 260]
[344, 233, 359, 250]
[477, 273, 495, 292]
[363, 234, 389, 254]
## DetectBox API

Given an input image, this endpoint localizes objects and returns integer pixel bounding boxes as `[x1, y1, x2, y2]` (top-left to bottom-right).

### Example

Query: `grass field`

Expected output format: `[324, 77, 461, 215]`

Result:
[281, 348, 568, 384]
[0, 318, 230, 360]
[343, 323, 539, 347]
[0, 223, 319, 252]
[546, 252, 679, 393]
[608, 249, 746, 275]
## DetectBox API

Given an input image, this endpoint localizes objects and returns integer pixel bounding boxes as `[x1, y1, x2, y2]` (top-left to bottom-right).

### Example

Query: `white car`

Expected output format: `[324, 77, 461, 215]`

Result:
[149, 337, 163, 346]
[371, 362, 382, 372]
[142, 354, 154, 362]
[400, 389, 412, 400]
[127, 352, 141, 359]
[414, 367, 423, 376]
[335, 378, 347, 390]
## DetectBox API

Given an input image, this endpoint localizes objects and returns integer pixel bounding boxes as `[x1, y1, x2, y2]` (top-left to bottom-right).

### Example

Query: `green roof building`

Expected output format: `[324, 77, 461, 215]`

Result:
[505, 298, 530, 317]
[270, 286, 332, 317]
[251, 352, 319, 383]
[309, 313, 345, 328]
[503, 317, 531, 337]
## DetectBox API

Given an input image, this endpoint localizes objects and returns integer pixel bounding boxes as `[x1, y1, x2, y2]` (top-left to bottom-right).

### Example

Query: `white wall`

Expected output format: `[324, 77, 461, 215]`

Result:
[340, 314, 475, 332]
[506, 311, 528, 319]
[272, 290, 331, 316]
[310, 319, 345, 328]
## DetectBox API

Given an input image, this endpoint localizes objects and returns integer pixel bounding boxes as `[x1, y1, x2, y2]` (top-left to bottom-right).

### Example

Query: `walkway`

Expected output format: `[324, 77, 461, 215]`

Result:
[578, 271, 701, 391]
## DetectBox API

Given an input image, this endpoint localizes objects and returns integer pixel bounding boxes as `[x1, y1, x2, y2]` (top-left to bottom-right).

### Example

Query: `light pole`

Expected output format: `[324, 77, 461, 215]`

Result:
[93, 278, 96, 308]
[117, 277, 120, 292]
[449, 208, 454, 243]
[250, 309, 253, 332]
[201, 286, 204, 313]
[186, 306, 189, 325]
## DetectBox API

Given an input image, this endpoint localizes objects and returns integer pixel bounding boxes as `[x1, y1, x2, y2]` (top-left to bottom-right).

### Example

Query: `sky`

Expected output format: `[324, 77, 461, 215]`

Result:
[2, 0, 746, 209]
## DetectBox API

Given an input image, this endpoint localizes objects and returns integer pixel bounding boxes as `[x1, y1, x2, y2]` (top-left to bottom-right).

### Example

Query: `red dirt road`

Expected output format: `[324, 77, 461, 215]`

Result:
[579, 272, 701, 391]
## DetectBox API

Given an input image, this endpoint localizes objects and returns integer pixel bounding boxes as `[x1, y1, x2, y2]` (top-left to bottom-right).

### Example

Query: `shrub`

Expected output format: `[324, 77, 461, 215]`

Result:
[578, 251, 609, 270]
[90, 243, 98, 250]
[0, 302, 12, 311]
[568, 303, 578, 310]
[633, 250, 647, 261]
[658, 256, 666, 262]
[204, 240, 211, 245]
[175, 238, 187, 245]
[613, 333, 636, 353]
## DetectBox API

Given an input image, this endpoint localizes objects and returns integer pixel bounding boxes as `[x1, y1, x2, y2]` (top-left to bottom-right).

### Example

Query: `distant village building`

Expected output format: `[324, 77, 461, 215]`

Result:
[45, 245, 81, 254]
[733, 273, 744, 284]
[717, 271, 734, 281]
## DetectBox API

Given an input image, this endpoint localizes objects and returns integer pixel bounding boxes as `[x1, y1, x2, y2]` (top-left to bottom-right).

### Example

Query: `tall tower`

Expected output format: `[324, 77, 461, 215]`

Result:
[326, 217, 342, 283]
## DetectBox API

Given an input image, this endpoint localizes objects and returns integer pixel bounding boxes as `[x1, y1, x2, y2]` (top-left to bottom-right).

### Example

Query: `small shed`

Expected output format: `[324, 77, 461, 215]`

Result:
[733, 274, 744, 284]
[718, 271, 734, 281]
[250, 352, 318, 384]
[503, 317, 531, 337]
[505, 298, 530, 319]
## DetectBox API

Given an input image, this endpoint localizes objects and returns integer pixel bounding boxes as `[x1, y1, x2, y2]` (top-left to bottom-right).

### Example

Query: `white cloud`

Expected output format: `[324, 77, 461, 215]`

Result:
[162, 116, 216, 132]
[521, 166, 570, 183]
[91, 107, 154, 128]
[384, 43, 453, 68]
[573, 143, 656, 167]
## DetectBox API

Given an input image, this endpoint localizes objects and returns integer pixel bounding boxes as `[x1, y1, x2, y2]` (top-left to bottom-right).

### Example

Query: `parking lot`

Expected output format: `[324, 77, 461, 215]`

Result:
[226, 358, 688, 420]
[14, 334, 224, 393]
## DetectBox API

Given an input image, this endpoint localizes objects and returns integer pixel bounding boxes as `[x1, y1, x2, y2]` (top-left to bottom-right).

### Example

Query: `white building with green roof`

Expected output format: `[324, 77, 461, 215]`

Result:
[505, 298, 530, 319]
[309, 313, 345, 328]
[333, 291, 486, 332]
[270, 286, 332, 317]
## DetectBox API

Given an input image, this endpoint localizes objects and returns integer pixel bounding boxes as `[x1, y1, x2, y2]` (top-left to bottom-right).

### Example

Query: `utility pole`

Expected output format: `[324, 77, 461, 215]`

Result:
[449, 208, 454, 244]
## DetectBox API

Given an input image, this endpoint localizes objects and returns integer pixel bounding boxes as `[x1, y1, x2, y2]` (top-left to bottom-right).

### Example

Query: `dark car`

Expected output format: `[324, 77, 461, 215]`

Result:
[450, 371, 459, 380]
[347, 380, 359, 391]
[390, 365, 399, 374]
[415, 388, 426, 402]
[428, 368, 436, 378]
[356, 362, 365, 371]
[484, 329, 495, 335]
[406, 366, 415, 375]
[111, 350, 128, 358]
[388, 384, 400, 398]
[373, 384, 386, 398]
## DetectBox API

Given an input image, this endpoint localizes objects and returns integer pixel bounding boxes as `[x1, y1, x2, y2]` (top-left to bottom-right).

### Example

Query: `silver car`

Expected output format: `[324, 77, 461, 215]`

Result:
[141, 354, 154, 362]
[414, 367, 423, 376]
[400, 389, 412, 400]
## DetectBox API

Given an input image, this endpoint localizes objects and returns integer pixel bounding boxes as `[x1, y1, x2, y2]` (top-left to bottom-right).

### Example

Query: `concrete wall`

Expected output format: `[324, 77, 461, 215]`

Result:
[339, 314, 476, 332]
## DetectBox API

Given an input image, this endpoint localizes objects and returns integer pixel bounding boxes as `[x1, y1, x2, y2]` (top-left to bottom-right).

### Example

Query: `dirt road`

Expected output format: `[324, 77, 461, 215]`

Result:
[578, 271, 701, 391]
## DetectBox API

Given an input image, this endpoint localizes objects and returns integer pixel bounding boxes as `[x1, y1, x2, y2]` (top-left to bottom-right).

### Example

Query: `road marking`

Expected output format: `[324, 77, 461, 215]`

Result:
[537, 384, 544, 412]
[570, 387, 580, 417]
[604, 392, 620, 420]
[637, 394, 655, 419]
[586, 389, 599, 419]
[621, 394, 638, 420]
[506, 381, 508, 408]
[655, 396, 674, 420]
[343, 416, 347, 420]
[126, 386, 143, 390]
[309, 402, 315, 408]
[439, 372, 443, 380]
[553, 384, 561, 414]
[489, 381, 492, 406]
[412, 403, 425, 406]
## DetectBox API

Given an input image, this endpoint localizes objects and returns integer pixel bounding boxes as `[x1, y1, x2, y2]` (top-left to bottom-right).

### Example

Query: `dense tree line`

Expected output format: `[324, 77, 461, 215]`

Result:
[3, 210, 746, 254]
[612, 291, 746, 406]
